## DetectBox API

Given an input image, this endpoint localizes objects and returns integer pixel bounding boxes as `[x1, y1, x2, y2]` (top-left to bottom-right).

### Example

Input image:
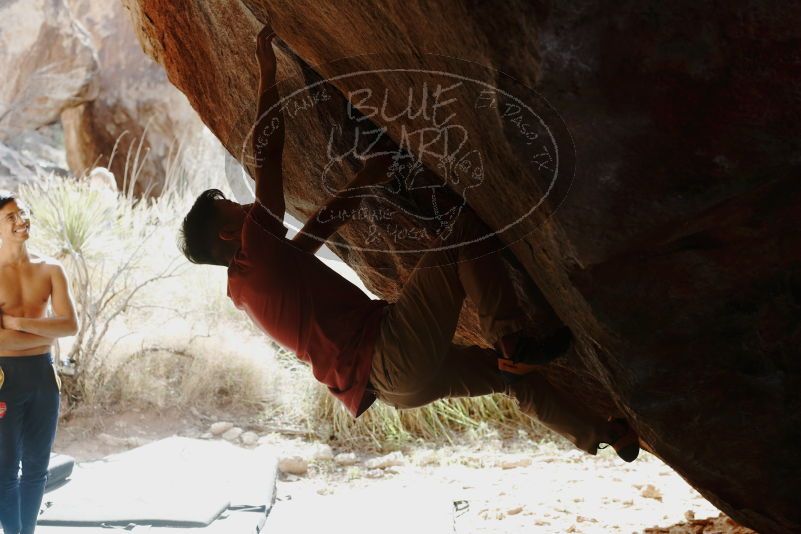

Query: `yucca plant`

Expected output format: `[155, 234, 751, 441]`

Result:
[20, 174, 183, 408]
[23, 177, 118, 257]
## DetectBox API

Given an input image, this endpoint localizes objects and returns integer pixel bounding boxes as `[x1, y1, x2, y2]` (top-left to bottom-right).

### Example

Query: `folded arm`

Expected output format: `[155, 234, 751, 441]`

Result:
[0, 328, 54, 351]
[1, 264, 78, 338]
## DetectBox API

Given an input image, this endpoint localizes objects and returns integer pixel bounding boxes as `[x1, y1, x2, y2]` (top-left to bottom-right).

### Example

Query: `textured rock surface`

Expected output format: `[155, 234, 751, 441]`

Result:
[0, 124, 70, 189]
[122, 2, 801, 532]
[0, 0, 98, 140]
[645, 513, 758, 534]
[60, 0, 201, 195]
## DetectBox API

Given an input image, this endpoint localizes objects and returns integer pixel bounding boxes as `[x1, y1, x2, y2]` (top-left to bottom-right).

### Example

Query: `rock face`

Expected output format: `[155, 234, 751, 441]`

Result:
[0, 0, 97, 188]
[0, 124, 71, 190]
[60, 0, 201, 196]
[0, 0, 98, 141]
[122, 2, 801, 532]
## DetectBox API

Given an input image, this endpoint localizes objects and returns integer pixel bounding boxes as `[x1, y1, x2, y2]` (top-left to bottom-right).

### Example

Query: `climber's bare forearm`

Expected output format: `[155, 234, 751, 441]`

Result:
[291, 192, 363, 254]
[255, 83, 284, 160]
[291, 154, 397, 253]
[252, 24, 286, 217]
[254, 24, 283, 160]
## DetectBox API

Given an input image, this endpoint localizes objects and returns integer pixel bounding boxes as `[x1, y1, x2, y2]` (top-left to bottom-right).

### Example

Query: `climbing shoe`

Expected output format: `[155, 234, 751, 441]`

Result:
[496, 325, 573, 383]
[598, 418, 640, 463]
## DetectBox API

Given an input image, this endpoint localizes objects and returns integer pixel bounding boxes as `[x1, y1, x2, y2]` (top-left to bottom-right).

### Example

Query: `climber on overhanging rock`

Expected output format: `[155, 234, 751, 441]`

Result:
[177, 24, 639, 462]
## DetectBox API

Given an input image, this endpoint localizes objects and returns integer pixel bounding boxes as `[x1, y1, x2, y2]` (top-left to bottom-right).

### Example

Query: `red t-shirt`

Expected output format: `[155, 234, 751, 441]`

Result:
[227, 202, 388, 417]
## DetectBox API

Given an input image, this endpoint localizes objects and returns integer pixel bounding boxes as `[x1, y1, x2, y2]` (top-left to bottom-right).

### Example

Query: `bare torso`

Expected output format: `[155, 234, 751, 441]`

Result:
[0, 254, 55, 356]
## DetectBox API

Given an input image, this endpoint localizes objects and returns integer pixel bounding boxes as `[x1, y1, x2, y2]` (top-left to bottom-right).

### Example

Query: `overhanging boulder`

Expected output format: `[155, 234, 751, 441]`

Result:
[121, 2, 801, 532]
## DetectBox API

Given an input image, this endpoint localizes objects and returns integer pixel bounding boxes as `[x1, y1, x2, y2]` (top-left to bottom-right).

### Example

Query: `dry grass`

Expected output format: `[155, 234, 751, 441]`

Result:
[310, 387, 549, 449]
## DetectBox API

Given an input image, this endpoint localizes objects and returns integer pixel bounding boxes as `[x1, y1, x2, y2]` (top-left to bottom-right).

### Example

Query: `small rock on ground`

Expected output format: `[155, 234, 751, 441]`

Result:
[210, 422, 233, 436]
[278, 456, 308, 475]
[334, 452, 358, 466]
[365, 451, 405, 469]
[413, 449, 439, 466]
[222, 427, 243, 441]
[498, 455, 532, 469]
[311, 443, 334, 461]
[641, 484, 663, 501]
[240, 431, 259, 446]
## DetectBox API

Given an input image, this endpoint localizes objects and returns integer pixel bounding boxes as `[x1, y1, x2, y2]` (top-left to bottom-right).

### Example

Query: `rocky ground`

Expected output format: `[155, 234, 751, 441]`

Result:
[54, 408, 753, 534]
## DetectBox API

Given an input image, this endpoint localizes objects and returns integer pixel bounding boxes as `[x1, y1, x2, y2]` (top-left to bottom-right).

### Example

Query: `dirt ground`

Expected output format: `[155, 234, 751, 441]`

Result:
[54, 408, 752, 534]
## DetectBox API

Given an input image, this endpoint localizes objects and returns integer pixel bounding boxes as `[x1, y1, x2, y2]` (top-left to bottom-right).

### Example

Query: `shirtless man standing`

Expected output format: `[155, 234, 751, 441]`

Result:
[0, 191, 78, 534]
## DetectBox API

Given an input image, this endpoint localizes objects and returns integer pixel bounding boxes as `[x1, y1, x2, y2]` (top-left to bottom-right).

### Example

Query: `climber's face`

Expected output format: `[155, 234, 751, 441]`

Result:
[211, 198, 248, 251]
[213, 198, 247, 232]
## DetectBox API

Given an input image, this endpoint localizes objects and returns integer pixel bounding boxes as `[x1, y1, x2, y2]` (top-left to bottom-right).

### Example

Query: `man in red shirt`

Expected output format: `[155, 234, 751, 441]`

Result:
[179, 26, 638, 461]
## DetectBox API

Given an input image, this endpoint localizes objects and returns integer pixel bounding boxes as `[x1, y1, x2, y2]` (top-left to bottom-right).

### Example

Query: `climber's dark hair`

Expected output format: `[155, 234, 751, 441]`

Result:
[179, 188, 228, 266]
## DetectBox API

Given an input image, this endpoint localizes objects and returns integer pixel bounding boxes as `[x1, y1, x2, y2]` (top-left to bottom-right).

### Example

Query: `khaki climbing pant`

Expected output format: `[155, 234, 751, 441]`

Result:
[368, 210, 607, 454]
